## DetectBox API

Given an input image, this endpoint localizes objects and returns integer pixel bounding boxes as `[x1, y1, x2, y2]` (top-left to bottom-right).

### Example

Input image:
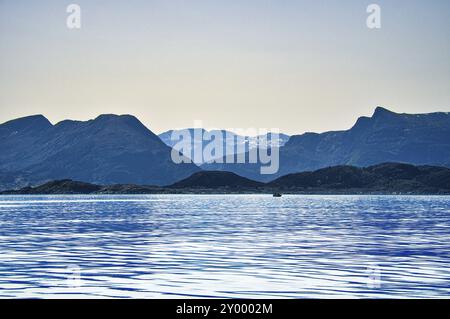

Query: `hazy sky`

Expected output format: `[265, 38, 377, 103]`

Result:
[1, 0, 449, 135]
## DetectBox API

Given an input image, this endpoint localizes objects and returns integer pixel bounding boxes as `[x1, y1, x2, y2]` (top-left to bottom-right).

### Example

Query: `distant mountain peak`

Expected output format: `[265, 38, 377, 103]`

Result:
[158, 128, 290, 164]
[350, 107, 399, 130]
[2, 114, 50, 123]
[0, 113, 200, 188]
[94, 113, 119, 120]
[0, 114, 52, 131]
[90, 113, 160, 138]
[94, 114, 137, 122]
[373, 106, 396, 117]
[203, 107, 450, 181]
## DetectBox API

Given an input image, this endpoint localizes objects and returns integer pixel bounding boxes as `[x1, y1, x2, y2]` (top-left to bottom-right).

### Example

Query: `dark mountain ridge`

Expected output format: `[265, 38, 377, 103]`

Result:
[1, 107, 449, 191]
[0, 114, 199, 189]
[170, 171, 264, 189]
[202, 107, 450, 181]
[268, 162, 450, 193]
[2, 163, 449, 195]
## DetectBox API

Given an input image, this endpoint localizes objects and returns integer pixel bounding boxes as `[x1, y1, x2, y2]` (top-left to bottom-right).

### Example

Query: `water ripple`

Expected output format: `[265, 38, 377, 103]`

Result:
[0, 194, 449, 298]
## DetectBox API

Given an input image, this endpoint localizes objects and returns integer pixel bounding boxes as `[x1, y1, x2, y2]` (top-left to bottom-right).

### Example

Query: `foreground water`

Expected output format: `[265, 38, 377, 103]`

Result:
[0, 195, 449, 298]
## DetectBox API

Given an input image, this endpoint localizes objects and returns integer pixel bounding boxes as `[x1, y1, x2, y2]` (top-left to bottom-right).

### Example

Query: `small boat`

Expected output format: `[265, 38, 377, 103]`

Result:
[273, 193, 282, 197]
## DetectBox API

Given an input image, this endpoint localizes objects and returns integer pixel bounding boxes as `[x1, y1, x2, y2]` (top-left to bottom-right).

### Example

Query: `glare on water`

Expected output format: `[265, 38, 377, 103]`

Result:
[0, 194, 449, 298]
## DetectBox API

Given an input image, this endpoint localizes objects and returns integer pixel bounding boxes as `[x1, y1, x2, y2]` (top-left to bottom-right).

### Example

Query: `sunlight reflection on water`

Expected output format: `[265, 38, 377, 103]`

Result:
[0, 194, 449, 298]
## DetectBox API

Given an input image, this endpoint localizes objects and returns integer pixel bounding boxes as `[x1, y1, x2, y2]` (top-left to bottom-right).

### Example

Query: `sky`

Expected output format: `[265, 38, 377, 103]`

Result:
[0, 0, 449, 135]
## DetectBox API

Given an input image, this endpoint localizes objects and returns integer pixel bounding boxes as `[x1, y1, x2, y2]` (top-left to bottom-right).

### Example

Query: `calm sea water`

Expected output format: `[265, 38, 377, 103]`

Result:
[0, 194, 449, 298]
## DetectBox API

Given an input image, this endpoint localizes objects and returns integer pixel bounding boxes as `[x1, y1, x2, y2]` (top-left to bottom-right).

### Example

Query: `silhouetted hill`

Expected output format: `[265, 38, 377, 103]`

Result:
[268, 163, 450, 193]
[202, 107, 450, 181]
[0, 179, 166, 195]
[5, 179, 103, 195]
[0, 114, 199, 190]
[2, 163, 449, 195]
[169, 171, 264, 189]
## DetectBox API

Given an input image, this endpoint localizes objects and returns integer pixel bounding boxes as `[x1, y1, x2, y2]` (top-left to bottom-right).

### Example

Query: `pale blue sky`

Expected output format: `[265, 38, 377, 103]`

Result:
[1, 0, 449, 134]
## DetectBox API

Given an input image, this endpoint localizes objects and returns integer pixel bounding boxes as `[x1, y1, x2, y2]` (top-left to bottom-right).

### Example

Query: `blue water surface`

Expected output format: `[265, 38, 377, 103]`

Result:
[0, 194, 449, 298]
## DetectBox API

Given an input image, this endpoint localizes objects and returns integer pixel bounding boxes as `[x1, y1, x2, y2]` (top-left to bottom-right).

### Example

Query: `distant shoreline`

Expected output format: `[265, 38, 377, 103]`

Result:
[2, 192, 449, 196]
[1, 186, 449, 196]
[2, 163, 449, 196]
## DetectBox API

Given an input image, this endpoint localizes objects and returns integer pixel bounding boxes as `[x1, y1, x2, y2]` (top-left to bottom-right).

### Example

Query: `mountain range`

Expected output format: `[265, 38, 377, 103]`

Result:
[158, 129, 290, 164]
[0, 114, 199, 190]
[202, 107, 450, 181]
[0, 107, 449, 191]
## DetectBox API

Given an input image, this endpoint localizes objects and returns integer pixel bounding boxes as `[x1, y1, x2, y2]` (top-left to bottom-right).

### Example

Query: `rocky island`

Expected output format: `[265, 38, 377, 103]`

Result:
[2, 163, 449, 195]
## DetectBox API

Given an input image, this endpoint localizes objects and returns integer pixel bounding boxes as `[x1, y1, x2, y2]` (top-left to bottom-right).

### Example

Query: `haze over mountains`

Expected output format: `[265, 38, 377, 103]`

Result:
[0, 107, 449, 191]
[159, 129, 290, 164]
